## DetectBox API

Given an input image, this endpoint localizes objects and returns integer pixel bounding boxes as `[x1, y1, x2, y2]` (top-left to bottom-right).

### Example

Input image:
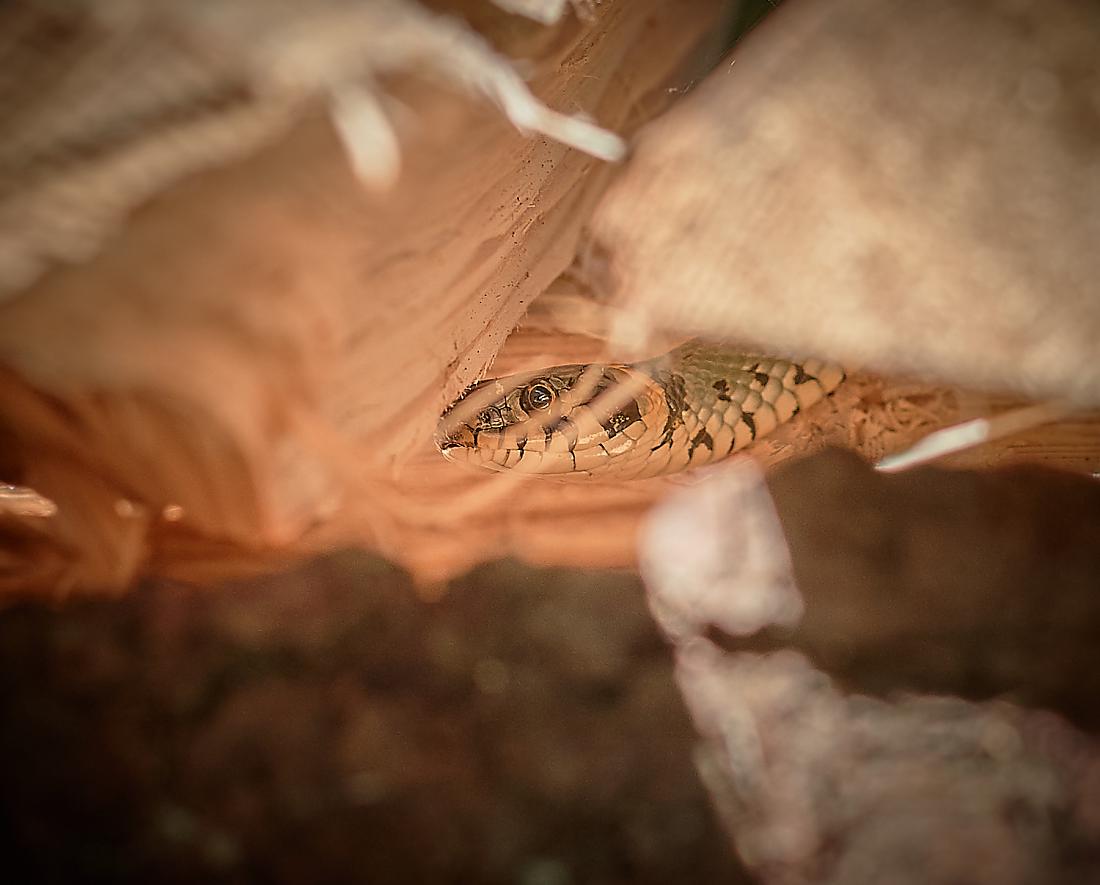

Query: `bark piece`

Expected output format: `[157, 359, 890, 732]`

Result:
[592, 0, 1100, 404]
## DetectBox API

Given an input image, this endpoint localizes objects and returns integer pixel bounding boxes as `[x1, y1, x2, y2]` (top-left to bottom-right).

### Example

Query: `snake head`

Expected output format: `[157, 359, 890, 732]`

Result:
[436, 363, 667, 477]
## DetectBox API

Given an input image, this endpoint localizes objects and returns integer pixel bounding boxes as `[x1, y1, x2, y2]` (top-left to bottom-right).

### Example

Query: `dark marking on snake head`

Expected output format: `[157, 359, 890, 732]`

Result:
[475, 406, 507, 431]
[515, 434, 527, 453]
[551, 417, 580, 451]
[793, 365, 813, 385]
[754, 371, 770, 386]
[742, 411, 757, 439]
[588, 370, 634, 438]
[654, 372, 688, 448]
[712, 379, 731, 402]
[689, 426, 713, 457]
[600, 396, 643, 438]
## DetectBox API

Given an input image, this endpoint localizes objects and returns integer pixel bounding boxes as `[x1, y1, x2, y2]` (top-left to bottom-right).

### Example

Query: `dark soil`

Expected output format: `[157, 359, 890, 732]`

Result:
[0, 555, 746, 884]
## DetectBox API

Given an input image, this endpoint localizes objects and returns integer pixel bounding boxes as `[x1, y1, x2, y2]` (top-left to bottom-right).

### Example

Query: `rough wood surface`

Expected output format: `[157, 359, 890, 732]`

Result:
[152, 319, 968, 588]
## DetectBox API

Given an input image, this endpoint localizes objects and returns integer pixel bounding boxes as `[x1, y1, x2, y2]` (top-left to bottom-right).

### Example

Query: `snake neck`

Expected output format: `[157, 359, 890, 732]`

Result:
[623, 342, 845, 478]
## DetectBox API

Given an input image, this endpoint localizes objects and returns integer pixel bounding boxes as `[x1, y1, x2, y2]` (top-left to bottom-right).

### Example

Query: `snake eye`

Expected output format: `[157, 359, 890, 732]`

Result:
[523, 383, 555, 411]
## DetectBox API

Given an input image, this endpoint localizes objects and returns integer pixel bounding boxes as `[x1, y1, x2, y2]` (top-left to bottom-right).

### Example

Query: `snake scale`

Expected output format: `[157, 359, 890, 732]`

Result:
[437, 341, 844, 479]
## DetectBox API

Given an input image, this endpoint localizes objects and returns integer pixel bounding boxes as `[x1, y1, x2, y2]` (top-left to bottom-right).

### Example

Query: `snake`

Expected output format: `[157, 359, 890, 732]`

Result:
[436, 341, 845, 480]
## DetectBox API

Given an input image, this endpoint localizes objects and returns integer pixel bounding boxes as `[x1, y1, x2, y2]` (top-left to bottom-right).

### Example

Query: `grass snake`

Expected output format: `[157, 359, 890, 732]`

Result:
[437, 341, 844, 479]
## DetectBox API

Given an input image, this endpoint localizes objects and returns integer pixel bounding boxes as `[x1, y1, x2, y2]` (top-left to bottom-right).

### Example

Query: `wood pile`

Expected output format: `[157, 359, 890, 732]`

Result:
[2, 1, 1100, 881]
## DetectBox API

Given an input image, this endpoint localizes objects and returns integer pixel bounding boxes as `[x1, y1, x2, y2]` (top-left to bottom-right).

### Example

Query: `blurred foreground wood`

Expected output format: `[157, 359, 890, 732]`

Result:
[594, 0, 1100, 405]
